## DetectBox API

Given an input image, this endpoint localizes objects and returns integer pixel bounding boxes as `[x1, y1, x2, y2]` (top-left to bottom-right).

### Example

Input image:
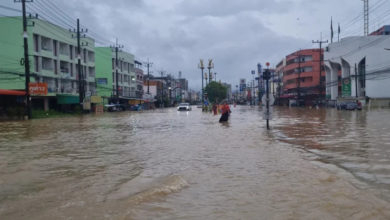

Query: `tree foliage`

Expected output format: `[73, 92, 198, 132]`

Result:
[205, 81, 227, 103]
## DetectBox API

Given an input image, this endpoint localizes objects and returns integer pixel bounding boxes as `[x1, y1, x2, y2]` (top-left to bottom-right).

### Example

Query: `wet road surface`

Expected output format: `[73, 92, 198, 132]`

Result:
[0, 106, 390, 219]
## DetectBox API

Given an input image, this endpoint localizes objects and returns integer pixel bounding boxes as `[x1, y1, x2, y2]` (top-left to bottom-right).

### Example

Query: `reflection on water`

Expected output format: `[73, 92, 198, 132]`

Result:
[0, 106, 390, 219]
[273, 107, 390, 201]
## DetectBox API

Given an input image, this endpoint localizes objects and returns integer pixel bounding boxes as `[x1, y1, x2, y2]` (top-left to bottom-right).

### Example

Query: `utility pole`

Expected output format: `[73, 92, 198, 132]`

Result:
[15, 0, 33, 119]
[71, 19, 88, 105]
[253, 80, 256, 105]
[257, 63, 262, 104]
[204, 72, 208, 87]
[160, 70, 165, 108]
[312, 38, 328, 102]
[355, 63, 358, 98]
[76, 19, 83, 105]
[263, 62, 271, 130]
[214, 72, 217, 82]
[145, 59, 153, 94]
[297, 50, 301, 106]
[111, 39, 123, 104]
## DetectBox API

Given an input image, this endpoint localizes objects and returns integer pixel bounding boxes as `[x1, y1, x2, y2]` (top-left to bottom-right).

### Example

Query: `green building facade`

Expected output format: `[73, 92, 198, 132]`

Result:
[95, 47, 137, 104]
[0, 17, 96, 110]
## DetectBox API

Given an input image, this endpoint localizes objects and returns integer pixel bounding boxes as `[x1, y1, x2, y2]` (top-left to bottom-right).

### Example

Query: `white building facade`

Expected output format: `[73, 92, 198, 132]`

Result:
[324, 36, 390, 106]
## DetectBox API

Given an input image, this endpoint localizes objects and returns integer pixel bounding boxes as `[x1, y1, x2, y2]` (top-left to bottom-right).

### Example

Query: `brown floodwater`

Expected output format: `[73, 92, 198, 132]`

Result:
[0, 106, 389, 219]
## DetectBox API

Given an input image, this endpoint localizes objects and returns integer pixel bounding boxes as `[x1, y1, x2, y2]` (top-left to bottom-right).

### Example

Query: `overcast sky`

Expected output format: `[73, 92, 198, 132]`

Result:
[3, 0, 389, 90]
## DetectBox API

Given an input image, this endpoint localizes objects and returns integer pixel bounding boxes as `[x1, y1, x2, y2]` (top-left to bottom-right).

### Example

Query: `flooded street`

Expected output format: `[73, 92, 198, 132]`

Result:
[1, 106, 390, 219]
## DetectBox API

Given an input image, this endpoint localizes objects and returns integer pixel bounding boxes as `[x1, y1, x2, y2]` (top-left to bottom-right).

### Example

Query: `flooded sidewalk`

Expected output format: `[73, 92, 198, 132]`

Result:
[0, 106, 389, 219]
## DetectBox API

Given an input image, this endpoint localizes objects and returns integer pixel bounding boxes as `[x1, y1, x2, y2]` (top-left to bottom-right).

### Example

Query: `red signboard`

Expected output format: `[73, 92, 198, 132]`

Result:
[29, 82, 48, 95]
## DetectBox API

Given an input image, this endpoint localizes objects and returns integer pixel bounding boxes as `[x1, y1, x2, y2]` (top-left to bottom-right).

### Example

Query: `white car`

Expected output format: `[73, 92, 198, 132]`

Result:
[177, 103, 192, 111]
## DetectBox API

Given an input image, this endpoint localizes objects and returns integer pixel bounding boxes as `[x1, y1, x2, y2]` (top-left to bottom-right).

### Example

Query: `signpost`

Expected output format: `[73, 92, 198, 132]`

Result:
[263, 62, 271, 130]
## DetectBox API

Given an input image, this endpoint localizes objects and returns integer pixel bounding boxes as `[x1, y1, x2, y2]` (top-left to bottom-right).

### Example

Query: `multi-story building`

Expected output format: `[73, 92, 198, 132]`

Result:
[95, 47, 136, 104]
[369, 25, 390, 36]
[324, 35, 390, 107]
[0, 17, 96, 111]
[283, 49, 324, 106]
[275, 59, 286, 105]
[221, 82, 232, 101]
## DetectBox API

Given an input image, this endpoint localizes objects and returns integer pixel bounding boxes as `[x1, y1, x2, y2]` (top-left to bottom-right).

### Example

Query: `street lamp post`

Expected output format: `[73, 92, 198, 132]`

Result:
[208, 59, 214, 84]
[198, 60, 205, 111]
[251, 70, 255, 105]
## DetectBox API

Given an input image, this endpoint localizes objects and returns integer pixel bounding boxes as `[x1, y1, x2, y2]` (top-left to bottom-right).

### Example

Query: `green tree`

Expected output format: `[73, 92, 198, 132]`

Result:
[205, 81, 227, 104]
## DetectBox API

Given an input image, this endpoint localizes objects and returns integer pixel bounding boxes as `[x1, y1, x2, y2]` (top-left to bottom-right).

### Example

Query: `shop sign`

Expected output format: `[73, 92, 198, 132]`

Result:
[29, 82, 48, 95]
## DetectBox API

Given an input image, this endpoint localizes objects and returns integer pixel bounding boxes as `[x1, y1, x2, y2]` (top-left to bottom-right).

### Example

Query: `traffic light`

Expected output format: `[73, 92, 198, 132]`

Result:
[263, 70, 271, 80]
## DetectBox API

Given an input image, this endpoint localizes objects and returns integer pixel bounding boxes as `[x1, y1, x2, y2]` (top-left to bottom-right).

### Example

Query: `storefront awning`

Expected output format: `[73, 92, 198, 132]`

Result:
[0, 89, 26, 96]
[279, 94, 296, 99]
[57, 94, 79, 104]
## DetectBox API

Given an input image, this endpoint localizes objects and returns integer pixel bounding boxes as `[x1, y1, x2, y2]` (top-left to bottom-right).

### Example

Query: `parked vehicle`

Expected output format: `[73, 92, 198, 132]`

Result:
[177, 103, 192, 111]
[104, 104, 126, 112]
[336, 102, 347, 110]
[346, 102, 358, 110]
[337, 101, 362, 110]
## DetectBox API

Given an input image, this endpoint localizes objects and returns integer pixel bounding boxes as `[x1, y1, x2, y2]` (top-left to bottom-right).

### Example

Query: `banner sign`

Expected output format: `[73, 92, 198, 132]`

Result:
[29, 82, 48, 95]
[342, 77, 351, 97]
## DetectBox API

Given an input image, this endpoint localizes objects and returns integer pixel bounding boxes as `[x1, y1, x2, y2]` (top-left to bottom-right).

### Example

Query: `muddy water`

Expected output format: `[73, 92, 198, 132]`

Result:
[0, 106, 389, 219]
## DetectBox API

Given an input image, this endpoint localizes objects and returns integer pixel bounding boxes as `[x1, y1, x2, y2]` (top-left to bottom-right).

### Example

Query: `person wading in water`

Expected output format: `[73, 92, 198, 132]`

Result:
[219, 101, 231, 122]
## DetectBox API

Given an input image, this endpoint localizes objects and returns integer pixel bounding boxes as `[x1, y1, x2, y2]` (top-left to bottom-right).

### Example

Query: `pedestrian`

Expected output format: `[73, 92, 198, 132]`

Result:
[212, 103, 218, 115]
[219, 101, 231, 122]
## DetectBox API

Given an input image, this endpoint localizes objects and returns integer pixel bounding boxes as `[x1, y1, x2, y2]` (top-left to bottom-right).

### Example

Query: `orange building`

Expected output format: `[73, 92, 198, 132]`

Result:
[282, 49, 324, 106]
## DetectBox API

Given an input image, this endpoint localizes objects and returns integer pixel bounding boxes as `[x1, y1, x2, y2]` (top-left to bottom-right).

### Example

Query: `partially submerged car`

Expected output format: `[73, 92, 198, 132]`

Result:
[177, 103, 192, 111]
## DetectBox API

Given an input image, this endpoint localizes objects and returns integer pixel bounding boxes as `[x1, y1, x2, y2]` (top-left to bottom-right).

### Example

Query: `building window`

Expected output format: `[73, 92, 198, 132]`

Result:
[54, 60, 58, 74]
[41, 36, 52, 51]
[303, 55, 312, 62]
[53, 40, 58, 56]
[83, 49, 87, 63]
[88, 67, 95, 77]
[88, 51, 95, 62]
[70, 45, 73, 59]
[33, 34, 39, 52]
[42, 57, 53, 70]
[34, 56, 39, 72]
[303, 66, 313, 72]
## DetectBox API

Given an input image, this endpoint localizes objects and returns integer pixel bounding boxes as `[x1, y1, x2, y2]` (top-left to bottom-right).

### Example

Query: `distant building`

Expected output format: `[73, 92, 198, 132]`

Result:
[95, 47, 136, 104]
[134, 60, 144, 99]
[324, 35, 390, 107]
[282, 49, 324, 106]
[369, 25, 390, 36]
[275, 59, 286, 104]
[221, 82, 232, 101]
